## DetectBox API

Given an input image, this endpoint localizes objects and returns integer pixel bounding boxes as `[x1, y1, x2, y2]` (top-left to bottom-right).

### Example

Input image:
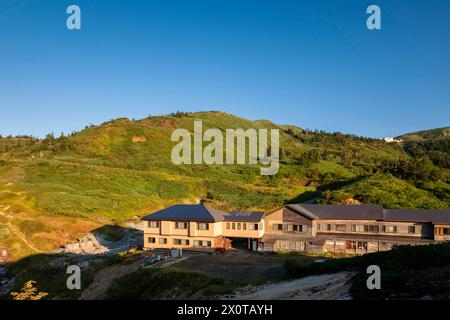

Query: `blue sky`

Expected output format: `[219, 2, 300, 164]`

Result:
[0, 0, 449, 138]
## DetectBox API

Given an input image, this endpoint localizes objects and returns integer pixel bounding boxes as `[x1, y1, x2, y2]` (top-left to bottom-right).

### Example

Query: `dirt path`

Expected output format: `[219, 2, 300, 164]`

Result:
[79, 258, 143, 300]
[79, 255, 189, 300]
[225, 272, 354, 300]
[5, 222, 43, 253]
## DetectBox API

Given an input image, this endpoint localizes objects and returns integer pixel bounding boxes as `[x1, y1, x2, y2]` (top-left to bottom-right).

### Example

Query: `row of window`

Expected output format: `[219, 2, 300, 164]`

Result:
[318, 223, 417, 234]
[273, 224, 307, 232]
[148, 237, 168, 245]
[147, 237, 212, 247]
[435, 227, 450, 236]
[147, 221, 209, 230]
[327, 240, 396, 251]
[225, 222, 261, 231]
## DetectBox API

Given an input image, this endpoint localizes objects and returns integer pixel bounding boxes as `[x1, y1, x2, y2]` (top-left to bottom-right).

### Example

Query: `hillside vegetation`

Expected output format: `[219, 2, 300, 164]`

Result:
[0, 111, 449, 259]
[284, 242, 450, 300]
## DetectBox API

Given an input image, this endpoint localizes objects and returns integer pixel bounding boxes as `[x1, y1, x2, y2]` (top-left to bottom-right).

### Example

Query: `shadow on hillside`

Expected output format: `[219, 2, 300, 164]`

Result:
[285, 177, 364, 204]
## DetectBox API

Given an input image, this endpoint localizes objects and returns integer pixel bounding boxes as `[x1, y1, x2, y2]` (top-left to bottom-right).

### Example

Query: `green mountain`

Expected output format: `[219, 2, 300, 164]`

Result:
[397, 126, 450, 141]
[0, 111, 449, 259]
[397, 126, 450, 169]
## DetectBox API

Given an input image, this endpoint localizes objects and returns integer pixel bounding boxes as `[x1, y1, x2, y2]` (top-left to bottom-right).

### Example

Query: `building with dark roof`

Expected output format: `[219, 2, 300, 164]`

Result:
[142, 204, 450, 254]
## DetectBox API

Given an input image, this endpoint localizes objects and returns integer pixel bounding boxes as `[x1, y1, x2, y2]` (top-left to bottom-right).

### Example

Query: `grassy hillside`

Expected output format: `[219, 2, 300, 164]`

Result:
[398, 127, 450, 169]
[397, 126, 450, 141]
[0, 111, 449, 259]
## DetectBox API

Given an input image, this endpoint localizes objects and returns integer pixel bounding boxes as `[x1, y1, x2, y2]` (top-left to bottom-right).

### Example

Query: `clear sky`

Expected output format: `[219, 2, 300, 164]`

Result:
[0, 0, 449, 138]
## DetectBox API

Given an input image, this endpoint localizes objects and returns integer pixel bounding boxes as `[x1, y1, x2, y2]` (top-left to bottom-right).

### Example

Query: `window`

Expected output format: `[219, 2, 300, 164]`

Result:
[243, 223, 247, 230]
[197, 223, 209, 230]
[194, 240, 212, 247]
[148, 237, 156, 244]
[173, 239, 190, 245]
[237, 223, 241, 230]
[408, 226, 416, 234]
[250, 223, 259, 230]
[232, 223, 236, 230]
[357, 241, 368, 250]
[336, 224, 346, 232]
[351, 224, 361, 232]
[437, 227, 450, 235]
[159, 238, 167, 244]
[323, 224, 332, 231]
[226, 223, 230, 229]
[364, 225, 380, 233]
[292, 225, 305, 232]
[346, 241, 356, 250]
[317, 224, 321, 231]
[148, 221, 159, 228]
[274, 224, 283, 231]
[175, 222, 188, 229]
[345, 241, 367, 250]
[382, 226, 397, 233]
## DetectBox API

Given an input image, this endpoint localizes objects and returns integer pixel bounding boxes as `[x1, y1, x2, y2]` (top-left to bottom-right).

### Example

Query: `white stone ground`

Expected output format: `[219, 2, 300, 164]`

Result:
[223, 271, 354, 300]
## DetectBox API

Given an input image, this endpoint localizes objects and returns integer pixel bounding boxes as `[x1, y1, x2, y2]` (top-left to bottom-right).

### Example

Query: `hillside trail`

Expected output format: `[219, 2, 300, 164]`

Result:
[4, 221, 43, 253]
[1, 207, 43, 253]
[78, 258, 144, 300]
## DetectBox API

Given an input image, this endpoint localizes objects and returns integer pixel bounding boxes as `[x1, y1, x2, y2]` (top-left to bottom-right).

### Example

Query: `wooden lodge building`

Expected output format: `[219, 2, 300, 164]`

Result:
[141, 204, 450, 255]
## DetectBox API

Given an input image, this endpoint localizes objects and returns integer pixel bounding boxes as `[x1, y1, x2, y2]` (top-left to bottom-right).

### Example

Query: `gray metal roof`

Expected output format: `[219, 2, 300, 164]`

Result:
[383, 209, 450, 224]
[287, 204, 384, 220]
[224, 211, 266, 222]
[141, 204, 226, 222]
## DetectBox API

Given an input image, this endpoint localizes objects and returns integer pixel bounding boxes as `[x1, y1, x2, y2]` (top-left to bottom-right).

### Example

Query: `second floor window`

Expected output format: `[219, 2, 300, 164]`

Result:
[274, 224, 283, 231]
[408, 226, 416, 234]
[148, 237, 156, 244]
[249, 223, 259, 230]
[291, 224, 305, 232]
[382, 225, 397, 233]
[336, 224, 346, 232]
[148, 221, 159, 228]
[364, 225, 380, 233]
[197, 223, 209, 230]
[159, 238, 167, 244]
[175, 222, 188, 229]
[351, 225, 364, 232]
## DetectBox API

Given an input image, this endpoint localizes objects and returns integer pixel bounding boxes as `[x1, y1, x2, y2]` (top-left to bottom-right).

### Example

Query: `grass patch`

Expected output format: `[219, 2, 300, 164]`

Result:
[106, 268, 241, 299]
